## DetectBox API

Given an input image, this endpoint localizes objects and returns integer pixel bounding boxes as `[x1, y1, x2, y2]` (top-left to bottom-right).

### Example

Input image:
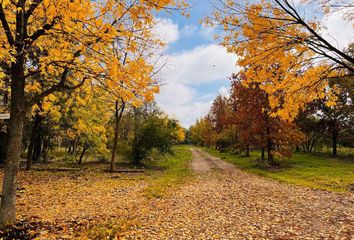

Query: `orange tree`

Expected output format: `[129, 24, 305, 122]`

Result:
[229, 74, 303, 163]
[0, 0, 187, 226]
[207, 0, 353, 119]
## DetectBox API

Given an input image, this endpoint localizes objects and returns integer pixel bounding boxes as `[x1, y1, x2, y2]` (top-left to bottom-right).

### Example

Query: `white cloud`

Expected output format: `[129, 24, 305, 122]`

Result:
[321, 10, 354, 50]
[157, 82, 213, 127]
[161, 44, 238, 85]
[156, 44, 239, 127]
[153, 18, 179, 45]
[218, 86, 230, 97]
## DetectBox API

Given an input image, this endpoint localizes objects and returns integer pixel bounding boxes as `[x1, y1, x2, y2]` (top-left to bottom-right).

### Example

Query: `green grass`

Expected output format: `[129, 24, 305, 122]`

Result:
[203, 147, 354, 193]
[143, 145, 193, 198]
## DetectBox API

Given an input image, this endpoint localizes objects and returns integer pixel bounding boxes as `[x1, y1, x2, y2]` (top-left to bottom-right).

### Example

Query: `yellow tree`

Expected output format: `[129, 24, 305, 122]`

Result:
[207, 0, 353, 119]
[0, 0, 187, 226]
[26, 93, 61, 170]
[66, 88, 111, 164]
[104, 47, 160, 171]
[101, 33, 161, 171]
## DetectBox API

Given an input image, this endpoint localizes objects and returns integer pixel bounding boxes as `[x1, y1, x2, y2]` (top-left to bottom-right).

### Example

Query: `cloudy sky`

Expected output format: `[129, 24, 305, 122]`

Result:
[153, 0, 354, 127]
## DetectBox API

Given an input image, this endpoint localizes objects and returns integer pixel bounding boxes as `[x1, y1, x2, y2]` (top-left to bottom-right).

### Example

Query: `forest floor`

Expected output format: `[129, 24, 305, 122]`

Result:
[0, 146, 353, 239]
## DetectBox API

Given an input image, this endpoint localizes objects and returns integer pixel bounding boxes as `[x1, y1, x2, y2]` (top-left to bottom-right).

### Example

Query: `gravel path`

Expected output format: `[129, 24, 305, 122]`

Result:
[125, 148, 354, 239]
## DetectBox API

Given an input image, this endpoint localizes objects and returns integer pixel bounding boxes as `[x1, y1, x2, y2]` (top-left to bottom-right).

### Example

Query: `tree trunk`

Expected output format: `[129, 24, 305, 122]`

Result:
[78, 145, 89, 165]
[41, 137, 49, 162]
[132, 107, 140, 165]
[26, 115, 42, 170]
[295, 146, 300, 153]
[72, 139, 78, 155]
[26, 138, 34, 170]
[261, 148, 265, 161]
[0, 41, 26, 226]
[67, 144, 72, 154]
[266, 126, 275, 166]
[332, 121, 337, 157]
[32, 132, 42, 163]
[110, 100, 125, 172]
[245, 144, 250, 157]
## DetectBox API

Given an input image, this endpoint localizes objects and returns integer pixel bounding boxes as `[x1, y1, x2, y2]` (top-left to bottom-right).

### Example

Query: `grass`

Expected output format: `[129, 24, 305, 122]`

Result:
[203, 147, 354, 193]
[31, 145, 193, 199]
[143, 145, 193, 198]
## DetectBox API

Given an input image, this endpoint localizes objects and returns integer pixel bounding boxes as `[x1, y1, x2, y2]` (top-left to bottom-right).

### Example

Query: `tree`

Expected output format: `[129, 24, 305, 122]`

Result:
[296, 112, 322, 153]
[229, 74, 303, 163]
[209, 95, 229, 134]
[229, 76, 267, 157]
[317, 77, 354, 156]
[104, 37, 160, 171]
[191, 73, 304, 165]
[0, 0, 187, 226]
[130, 104, 183, 165]
[189, 117, 214, 148]
[209, 0, 354, 71]
[207, 0, 353, 120]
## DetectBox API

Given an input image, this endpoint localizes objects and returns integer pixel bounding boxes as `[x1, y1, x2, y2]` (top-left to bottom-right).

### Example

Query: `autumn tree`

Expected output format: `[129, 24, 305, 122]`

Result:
[105, 102, 184, 165]
[103, 36, 160, 171]
[208, 95, 234, 150]
[189, 117, 214, 147]
[192, 73, 304, 165]
[230, 74, 304, 162]
[25, 94, 61, 170]
[0, 0, 188, 226]
[207, 0, 353, 119]
[229, 76, 268, 157]
[209, 95, 229, 134]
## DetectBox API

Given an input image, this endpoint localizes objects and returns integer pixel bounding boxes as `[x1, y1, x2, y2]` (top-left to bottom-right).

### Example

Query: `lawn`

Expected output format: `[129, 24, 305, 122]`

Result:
[203, 148, 354, 193]
[142, 145, 193, 198]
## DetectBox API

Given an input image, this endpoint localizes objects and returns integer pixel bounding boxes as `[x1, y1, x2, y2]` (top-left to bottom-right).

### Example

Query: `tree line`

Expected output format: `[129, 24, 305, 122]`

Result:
[189, 73, 353, 164]
[191, 0, 354, 163]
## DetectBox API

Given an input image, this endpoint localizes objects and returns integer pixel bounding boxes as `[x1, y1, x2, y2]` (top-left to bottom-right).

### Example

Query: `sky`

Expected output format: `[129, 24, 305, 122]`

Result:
[152, 0, 354, 128]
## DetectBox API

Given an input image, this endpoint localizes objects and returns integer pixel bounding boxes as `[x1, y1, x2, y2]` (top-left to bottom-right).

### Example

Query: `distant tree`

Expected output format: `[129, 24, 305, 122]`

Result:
[189, 117, 213, 148]
[318, 78, 354, 156]
[191, 73, 303, 165]
[296, 111, 322, 153]
[209, 95, 230, 134]
[127, 104, 184, 165]
[229, 76, 268, 157]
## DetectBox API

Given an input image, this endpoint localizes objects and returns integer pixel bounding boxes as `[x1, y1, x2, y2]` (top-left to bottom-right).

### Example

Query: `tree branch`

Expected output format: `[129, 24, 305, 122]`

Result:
[0, 4, 14, 45]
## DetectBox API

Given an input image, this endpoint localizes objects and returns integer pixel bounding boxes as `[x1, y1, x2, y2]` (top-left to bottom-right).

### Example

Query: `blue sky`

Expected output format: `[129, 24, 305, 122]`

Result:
[153, 0, 354, 128]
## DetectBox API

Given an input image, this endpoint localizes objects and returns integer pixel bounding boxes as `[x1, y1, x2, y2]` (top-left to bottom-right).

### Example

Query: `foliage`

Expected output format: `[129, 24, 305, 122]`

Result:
[130, 104, 185, 164]
[189, 117, 213, 147]
[190, 74, 304, 163]
[295, 76, 354, 156]
[207, 0, 353, 120]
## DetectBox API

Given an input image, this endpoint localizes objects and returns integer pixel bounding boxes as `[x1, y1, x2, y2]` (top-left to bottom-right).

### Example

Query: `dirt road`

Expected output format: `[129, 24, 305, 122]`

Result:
[190, 148, 234, 172]
[125, 148, 353, 239]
